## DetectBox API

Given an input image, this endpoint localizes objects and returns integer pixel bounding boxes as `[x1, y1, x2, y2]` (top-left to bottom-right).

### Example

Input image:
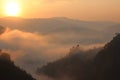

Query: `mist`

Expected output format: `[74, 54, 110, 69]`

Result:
[0, 17, 119, 80]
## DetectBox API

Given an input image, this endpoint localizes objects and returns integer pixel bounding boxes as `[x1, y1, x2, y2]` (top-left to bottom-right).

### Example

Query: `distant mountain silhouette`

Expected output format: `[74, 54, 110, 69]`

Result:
[0, 17, 116, 34]
[105, 24, 120, 34]
[0, 50, 36, 80]
[0, 17, 99, 34]
[37, 33, 120, 80]
[0, 17, 119, 45]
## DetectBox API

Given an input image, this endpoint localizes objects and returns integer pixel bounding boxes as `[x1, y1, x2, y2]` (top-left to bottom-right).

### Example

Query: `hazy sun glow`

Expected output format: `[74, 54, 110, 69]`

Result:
[4, 1, 20, 17]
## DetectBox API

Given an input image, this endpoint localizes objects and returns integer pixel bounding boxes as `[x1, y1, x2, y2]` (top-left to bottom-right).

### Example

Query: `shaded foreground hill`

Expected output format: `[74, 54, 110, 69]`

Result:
[37, 34, 120, 80]
[94, 33, 120, 80]
[0, 50, 36, 80]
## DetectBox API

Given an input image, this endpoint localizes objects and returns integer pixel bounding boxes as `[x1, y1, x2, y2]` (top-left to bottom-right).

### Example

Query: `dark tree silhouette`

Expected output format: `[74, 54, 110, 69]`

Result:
[94, 33, 120, 80]
[0, 50, 36, 80]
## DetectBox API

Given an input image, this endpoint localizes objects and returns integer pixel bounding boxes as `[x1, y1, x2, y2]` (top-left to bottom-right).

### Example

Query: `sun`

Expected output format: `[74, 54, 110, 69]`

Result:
[4, 1, 20, 17]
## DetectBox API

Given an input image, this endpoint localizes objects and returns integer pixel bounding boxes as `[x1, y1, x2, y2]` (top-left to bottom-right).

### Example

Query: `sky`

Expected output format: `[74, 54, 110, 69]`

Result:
[0, 0, 120, 22]
[0, 0, 119, 79]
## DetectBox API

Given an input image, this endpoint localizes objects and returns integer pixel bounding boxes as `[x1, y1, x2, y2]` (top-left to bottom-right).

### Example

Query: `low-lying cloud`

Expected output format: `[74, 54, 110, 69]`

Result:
[0, 27, 106, 80]
[0, 28, 69, 76]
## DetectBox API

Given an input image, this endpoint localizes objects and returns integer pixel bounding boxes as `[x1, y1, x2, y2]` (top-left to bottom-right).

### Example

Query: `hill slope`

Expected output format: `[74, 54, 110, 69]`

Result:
[37, 46, 101, 80]
[94, 33, 120, 80]
[0, 50, 36, 80]
[37, 33, 120, 80]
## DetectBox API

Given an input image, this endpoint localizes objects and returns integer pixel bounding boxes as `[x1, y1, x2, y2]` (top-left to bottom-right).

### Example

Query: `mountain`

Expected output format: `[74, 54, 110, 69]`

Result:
[37, 45, 101, 80]
[0, 17, 116, 34]
[0, 50, 36, 80]
[94, 33, 120, 80]
[0, 17, 119, 45]
[37, 33, 120, 80]
[105, 24, 120, 34]
[0, 17, 99, 34]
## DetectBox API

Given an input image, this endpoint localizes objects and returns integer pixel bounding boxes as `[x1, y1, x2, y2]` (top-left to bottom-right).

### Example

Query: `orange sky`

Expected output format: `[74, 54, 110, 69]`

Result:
[0, 0, 120, 22]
